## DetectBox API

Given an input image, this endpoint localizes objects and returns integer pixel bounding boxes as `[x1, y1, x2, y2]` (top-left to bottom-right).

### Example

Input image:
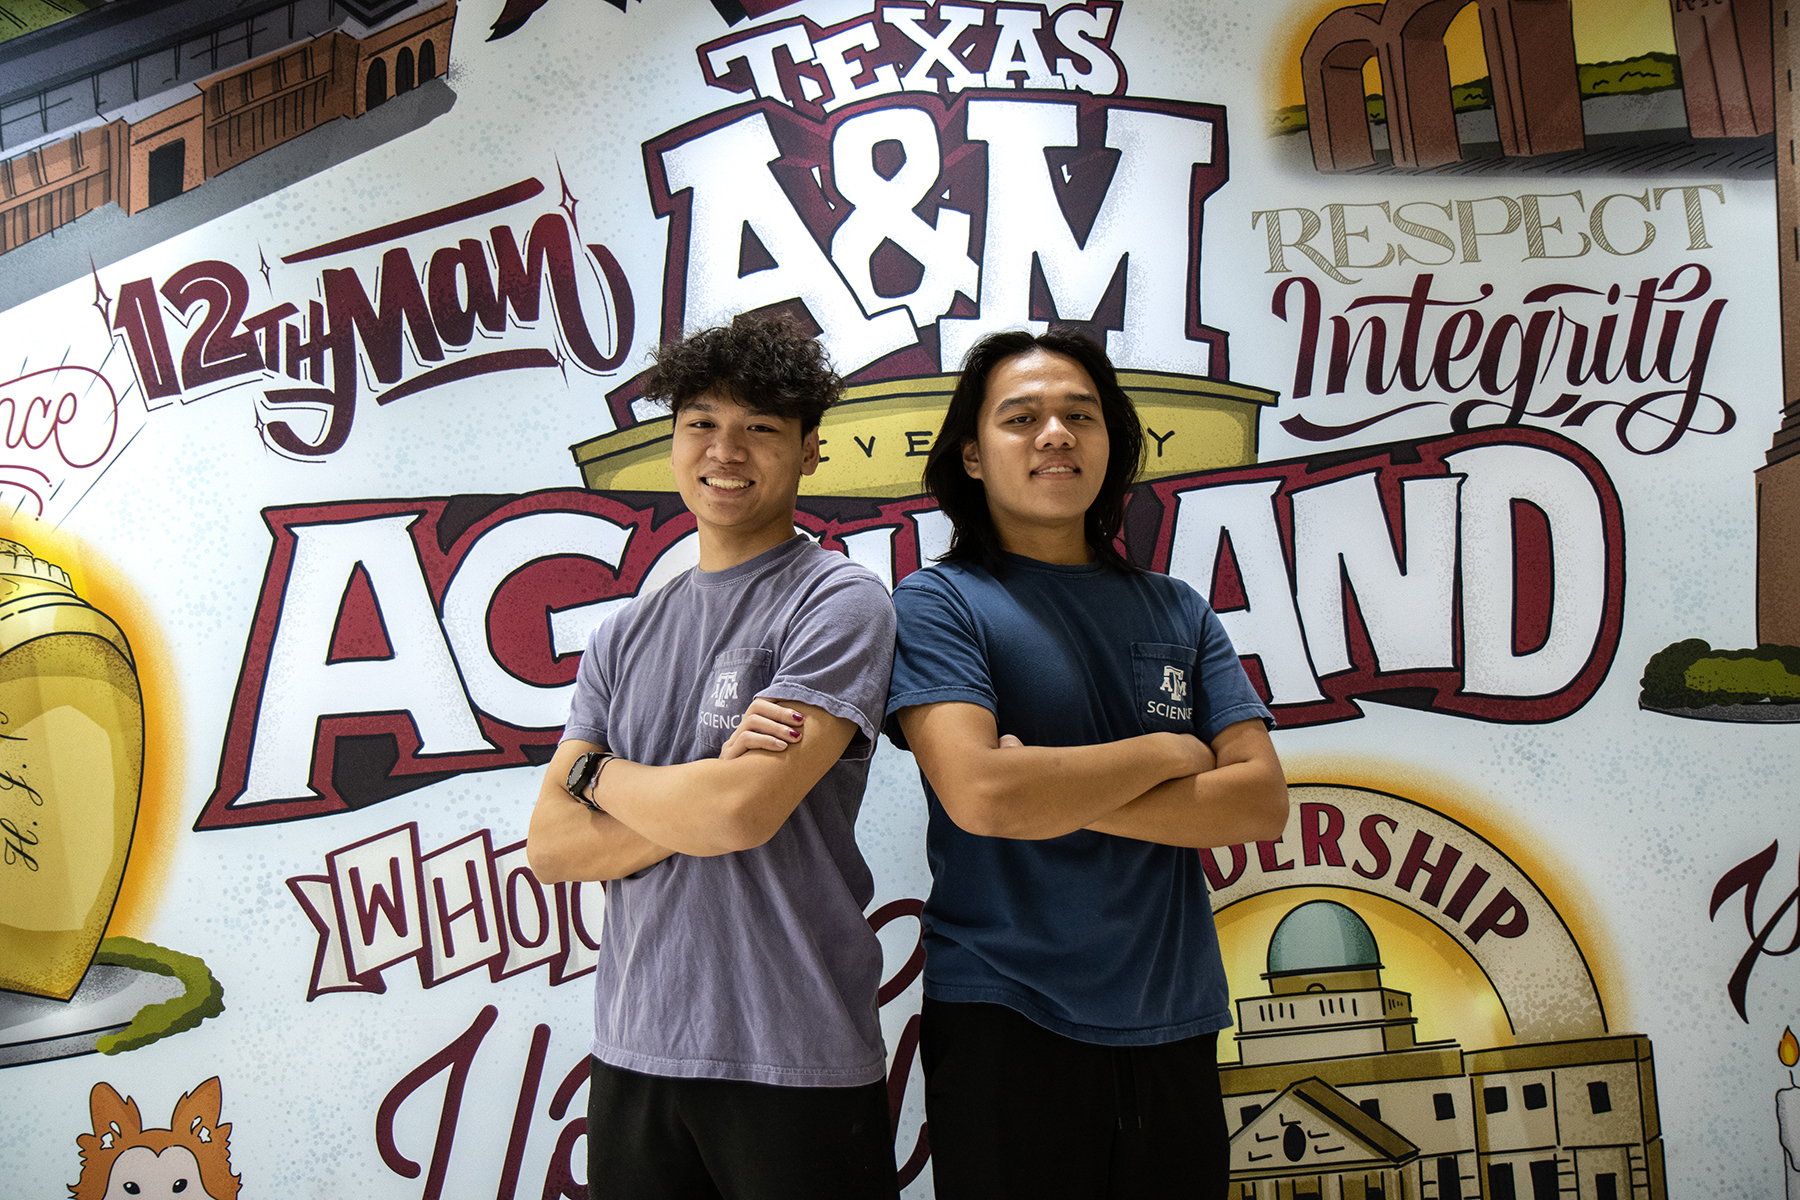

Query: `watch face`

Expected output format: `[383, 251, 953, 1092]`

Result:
[567, 752, 598, 793]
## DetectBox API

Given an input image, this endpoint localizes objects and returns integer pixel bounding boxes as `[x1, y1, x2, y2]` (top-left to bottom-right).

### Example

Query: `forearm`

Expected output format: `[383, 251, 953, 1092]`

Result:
[593, 699, 857, 857]
[593, 757, 784, 857]
[1084, 756, 1290, 848]
[924, 729, 1202, 841]
[527, 772, 674, 883]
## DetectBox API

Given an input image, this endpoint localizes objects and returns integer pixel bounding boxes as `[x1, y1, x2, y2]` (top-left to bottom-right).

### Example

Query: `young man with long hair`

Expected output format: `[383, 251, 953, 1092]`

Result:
[885, 329, 1289, 1198]
[528, 314, 899, 1199]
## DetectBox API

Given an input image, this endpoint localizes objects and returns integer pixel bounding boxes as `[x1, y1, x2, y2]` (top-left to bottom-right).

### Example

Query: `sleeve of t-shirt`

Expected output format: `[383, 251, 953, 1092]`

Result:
[560, 604, 628, 749]
[883, 571, 996, 750]
[1191, 597, 1276, 742]
[763, 563, 896, 761]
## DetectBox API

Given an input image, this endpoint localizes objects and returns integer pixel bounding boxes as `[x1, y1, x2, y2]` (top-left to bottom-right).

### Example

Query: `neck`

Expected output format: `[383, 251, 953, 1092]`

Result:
[991, 516, 1094, 566]
[696, 518, 798, 572]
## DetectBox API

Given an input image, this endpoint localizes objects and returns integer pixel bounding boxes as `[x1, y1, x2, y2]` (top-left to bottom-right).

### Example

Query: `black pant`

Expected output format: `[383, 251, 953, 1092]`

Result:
[587, 1057, 900, 1200]
[920, 999, 1230, 1200]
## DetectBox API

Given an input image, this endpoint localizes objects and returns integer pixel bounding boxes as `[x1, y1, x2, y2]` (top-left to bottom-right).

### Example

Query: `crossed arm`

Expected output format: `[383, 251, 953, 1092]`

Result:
[526, 698, 857, 883]
[894, 702, 1288, 848]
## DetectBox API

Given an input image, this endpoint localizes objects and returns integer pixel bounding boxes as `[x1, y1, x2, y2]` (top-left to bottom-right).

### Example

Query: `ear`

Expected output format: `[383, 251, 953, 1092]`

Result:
[960, 437, 982, 481]
[89, 1082, 140, 1142]
[173, 1077, 225, 1144]
[799, 428, 820, 477]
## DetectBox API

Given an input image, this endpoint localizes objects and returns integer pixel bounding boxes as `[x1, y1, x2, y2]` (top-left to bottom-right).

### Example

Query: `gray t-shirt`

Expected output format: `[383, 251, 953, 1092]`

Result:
[562, 534, 896, 1087]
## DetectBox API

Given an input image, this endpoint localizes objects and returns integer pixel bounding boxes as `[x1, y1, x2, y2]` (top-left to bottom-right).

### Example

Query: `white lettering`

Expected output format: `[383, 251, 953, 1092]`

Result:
[440, 511, 634, 729]
[985, 7, 1061, 88]
[660, 112, 914, 372]
[889, 3, 988, 93]
[942, 101, 1215, 372]
[1167, 479, 1325, 706]
[830, 107, 979, 329]
[704, 24, 816, 105]
[1291, 472, 1461, 676]
[1053, 5, 1120, 93]
[816, 21, 903, 112]
[1447, 444, 1608, 697]
[239, 517, 490, 807]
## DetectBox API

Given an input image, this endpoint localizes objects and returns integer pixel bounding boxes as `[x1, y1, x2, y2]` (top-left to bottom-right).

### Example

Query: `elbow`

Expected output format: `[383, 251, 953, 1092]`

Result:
[937, 777, 1032, 840]
[1244, 778, 1290, 843]
[525, 834, 574, 884]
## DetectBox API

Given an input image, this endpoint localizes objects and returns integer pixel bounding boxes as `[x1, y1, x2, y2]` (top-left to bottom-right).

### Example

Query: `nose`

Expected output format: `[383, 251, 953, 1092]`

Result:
[707, 429, 748, 461]
[1037, 415, 1076, 447]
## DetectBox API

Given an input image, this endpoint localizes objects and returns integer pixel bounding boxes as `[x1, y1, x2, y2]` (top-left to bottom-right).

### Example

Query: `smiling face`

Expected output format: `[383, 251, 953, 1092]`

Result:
[670, 392, 820, 570]
[961, 349, 1110, 564]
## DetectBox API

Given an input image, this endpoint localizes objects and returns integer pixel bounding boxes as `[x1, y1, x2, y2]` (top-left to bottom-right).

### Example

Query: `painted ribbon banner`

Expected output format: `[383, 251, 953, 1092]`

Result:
[0, 0, 1796, 1196]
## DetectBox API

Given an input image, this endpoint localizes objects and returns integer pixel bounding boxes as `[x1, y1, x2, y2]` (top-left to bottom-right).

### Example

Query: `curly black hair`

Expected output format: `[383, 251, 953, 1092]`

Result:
[923, 329, 1145, 574]
[640, 313, 842, 433]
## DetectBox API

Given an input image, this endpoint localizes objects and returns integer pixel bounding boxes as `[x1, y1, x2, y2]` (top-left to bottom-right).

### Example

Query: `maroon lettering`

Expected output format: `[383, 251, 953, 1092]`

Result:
[496, 1023, 550, 1200]
[504, 865, 553, 952]
[1257, 837, 1296, 873]
[375, 1004, 497, 1199]
[1443, 863, 1491, 921]
[426, 238, 498, 348]
[350, 859, 412, 944]
[1352, 814, 1398, 880]
[1201, 844, 1248, 890]
[1394, 831, 1463, 907]
[1466, 888, 1529, 942]
[1709, 840, 1800, 1022]
[432, 859, 491, 959]
[490, 214, 630, 372]
[1277, 268, 1735, 453]
[1272, 276, 1320, 398]
[161, 260, 264, 390]
[1300, 802, 1346, 867]
[105, 183, 634, 459]
[112, 278, 181, 401]
[325, 247, 445, 386]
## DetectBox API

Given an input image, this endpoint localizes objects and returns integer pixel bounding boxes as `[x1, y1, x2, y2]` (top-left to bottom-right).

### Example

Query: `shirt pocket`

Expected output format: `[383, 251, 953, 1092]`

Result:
[1132, 642, 1197, 734]
[694, 646, 776, 755]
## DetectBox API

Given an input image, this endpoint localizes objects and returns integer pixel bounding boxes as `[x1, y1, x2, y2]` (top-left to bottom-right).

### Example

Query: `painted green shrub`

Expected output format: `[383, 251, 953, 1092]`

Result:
[1642, 640, 1800, 708]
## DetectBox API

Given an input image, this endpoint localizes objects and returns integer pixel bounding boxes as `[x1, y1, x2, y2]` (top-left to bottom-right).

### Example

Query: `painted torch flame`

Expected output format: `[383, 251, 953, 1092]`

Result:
[1782, 1026, 1799, 1068]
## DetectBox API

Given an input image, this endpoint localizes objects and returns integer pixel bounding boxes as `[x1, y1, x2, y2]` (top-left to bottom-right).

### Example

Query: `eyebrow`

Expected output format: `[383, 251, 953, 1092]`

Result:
[682, 399, 784, 419]
[993, 392, 1099, 415]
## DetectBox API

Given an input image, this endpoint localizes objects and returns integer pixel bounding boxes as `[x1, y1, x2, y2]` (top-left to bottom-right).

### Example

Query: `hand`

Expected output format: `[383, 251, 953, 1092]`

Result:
[720, 699, 806, 760]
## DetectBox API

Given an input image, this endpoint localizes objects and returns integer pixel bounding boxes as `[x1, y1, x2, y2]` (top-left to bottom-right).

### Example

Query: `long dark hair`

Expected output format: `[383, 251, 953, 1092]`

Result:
[922, 329, 1144, 573]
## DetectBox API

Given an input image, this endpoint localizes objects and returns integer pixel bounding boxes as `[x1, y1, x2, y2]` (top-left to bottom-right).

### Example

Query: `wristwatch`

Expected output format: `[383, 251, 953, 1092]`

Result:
[565, 751, 615, 811]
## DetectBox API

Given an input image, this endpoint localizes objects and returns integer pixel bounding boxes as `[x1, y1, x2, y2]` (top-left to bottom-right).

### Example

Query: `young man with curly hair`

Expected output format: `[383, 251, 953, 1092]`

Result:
[528, 314, 899, 1199]
[885, 330, 1289, 1199]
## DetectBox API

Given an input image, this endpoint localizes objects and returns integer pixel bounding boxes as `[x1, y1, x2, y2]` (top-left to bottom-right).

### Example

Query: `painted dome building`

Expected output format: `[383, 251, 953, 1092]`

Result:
[1220, 901, 1665, 1200]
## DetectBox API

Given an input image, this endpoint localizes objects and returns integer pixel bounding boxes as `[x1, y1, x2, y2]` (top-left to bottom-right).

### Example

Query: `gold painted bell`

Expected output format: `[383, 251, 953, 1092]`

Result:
[0, 539, 144, 1000]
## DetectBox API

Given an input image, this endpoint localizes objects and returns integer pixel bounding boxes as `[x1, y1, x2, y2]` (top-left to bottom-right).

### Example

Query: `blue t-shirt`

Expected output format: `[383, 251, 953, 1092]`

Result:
[884, 554, 1272, 1046]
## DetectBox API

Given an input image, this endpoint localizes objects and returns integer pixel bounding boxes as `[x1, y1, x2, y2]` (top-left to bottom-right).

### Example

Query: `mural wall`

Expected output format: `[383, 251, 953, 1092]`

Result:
[1, 0, 1796, 1194]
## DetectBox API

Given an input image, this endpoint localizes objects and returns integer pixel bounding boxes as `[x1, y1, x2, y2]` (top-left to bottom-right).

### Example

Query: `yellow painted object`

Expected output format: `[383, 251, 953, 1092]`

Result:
[0, 541, 144, 1001]
[573, 371, 1278, 498]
